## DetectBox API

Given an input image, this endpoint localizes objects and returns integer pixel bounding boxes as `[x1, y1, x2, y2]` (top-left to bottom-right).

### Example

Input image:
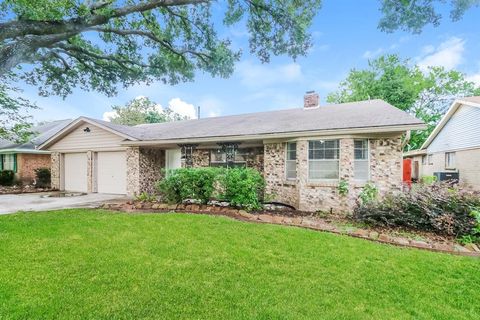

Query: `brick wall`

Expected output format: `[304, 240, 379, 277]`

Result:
[126, 147, 165, 196]
[50, 152, 61, 190]
[264, 136, 403, 214]
[17, 153, 51, 184]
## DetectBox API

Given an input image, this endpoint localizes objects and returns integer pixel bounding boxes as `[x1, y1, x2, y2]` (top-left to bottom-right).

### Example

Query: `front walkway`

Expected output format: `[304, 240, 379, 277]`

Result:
[0, 193, 128, 215]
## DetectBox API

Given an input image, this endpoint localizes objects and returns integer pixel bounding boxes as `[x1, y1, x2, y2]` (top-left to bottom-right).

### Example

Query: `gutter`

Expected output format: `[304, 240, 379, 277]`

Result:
[0, 149, 51, 154]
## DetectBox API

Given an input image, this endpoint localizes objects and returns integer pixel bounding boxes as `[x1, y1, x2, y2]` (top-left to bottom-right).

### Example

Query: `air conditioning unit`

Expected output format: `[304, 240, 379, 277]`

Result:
[434, 172, 459, 182]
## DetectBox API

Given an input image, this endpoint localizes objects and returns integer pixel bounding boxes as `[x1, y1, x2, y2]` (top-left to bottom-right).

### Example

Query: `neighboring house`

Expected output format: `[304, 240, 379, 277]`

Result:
[0, 120, 71, 184]
[39, 92, 424, 212]
[404, 96, 480, 190]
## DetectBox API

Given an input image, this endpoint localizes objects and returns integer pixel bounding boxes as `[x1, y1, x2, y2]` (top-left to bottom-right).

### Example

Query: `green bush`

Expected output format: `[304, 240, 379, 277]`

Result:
[354, 182, 480, 238]
[0, 170, 15, 186]
[135, 192, 157, 202]
[420, 175, 437, 184]
[157, 167, 221, 205]
[156, 167, 266, 210]
[338, 179, 349, 196]
[34, 168, 51, 188]
[221, 168, 265, 210]
[358, 182, 378, 204]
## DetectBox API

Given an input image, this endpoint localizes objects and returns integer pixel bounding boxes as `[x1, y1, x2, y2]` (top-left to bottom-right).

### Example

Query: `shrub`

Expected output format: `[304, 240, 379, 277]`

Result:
[358, 182, 378, 204]
[338, 179, 349, 196]
[156, 167, 266, 210]
[221, 168, 265, 210]
[157, 167, 221, 205]
[34, 168, 51, 188]
[420, 175, 437, 184]
[135, 192, 157, 202]
[354, 182, 480, 238]
[0, 170, 15, 186]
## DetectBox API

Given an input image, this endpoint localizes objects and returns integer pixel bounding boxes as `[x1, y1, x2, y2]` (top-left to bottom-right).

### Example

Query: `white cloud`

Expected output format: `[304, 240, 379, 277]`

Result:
[102, 96, 196, 121]
[235, 60, 302, 88]
[167, 98, 197, 119]
[102, 110, 118, 121]
[362, 48, 384, 59]
[466, 73, 480, 86]
[417, 37, 465, 71]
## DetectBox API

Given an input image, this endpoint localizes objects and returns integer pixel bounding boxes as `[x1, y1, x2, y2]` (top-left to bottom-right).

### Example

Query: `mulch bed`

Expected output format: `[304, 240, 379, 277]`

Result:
[100, 200, 480, 257]
[0, 185, 55, 194]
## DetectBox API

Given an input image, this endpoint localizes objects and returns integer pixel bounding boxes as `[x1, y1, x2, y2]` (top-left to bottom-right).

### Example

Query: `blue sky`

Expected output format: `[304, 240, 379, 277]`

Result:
[24, 0, 480, 122]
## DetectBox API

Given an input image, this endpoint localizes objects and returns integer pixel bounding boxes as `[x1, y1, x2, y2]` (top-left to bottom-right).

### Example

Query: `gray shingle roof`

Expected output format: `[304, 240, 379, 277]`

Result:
[460, 96, 480, 104]
[0, 119, 72, 151]
[129, 99, 424, 141]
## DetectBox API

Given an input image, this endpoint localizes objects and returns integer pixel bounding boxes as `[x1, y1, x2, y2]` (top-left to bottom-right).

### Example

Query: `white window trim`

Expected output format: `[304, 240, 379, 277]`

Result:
[445, 152, 456, 170]
[354, 139, 370, 181]
[307, 139, 340, 182]
[285, 142, 297, 180]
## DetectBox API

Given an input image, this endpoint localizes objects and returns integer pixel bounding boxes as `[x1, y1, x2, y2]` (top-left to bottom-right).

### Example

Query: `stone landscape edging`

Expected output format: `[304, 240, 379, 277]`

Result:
[101, 201, 480, 257]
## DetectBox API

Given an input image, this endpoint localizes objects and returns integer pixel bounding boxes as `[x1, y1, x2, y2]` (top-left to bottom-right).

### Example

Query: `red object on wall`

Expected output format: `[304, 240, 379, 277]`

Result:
[403, 158, 412, 187]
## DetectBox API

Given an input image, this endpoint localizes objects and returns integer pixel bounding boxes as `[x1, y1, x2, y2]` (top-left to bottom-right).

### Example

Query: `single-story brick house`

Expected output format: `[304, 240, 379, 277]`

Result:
[0, 120, 71, 184]
[404, 96, 480, 189]
[39, 92, 424, 212]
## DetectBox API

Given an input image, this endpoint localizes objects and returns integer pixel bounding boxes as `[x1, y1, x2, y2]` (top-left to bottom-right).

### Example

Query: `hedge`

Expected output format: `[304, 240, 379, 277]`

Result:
[156, 167, 265, 210]
[354, 182, 480, 239]
[0, 170, 15, 186]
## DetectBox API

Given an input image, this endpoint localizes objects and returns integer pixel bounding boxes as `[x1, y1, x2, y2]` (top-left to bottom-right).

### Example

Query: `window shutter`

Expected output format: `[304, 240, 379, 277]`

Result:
[0, 154, 3, 170]
[13, 154, 17, 173]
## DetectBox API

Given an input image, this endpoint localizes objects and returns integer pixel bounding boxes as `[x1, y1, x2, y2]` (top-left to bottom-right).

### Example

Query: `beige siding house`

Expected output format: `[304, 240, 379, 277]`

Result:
[405, 96, 480, 189]
[40, 92, 425, 213]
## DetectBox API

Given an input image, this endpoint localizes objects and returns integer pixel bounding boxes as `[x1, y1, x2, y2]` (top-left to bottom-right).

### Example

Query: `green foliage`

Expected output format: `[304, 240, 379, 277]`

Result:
[359, 182, 378, 204]
[354, 182, 480, 238]
[338, 179, 349, 196]
[327, 54, 480, 151]
[107, 96, 187, 125]
[378, 0, 480, 34]
[0, 170, 14, 186]
[0, 0, 321, 138]
[156, 167, 266, 210]
[157, 167, 220, 205]
[0, 75, 36, 142]
[221, 168, 265, 210]
[34, 168, 51, 188]
[420, 175, 438, 185]
[135, 192, 157, 202]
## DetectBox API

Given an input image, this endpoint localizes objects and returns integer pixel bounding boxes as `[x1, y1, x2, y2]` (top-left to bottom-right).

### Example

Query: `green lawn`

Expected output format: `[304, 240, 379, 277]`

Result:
[0, 210, 479, 319]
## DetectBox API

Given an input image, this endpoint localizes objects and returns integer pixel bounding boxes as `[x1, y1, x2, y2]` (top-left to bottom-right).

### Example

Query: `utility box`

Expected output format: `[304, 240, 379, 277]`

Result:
[434, 172, 460, 182]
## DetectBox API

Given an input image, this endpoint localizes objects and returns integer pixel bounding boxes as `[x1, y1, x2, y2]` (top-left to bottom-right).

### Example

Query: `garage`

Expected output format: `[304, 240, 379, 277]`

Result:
[96, 151, 127, 194]
[64, 153, 88, 192]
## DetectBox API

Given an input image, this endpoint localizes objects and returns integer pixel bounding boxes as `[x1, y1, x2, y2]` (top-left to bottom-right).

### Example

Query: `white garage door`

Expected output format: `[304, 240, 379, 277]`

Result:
[64, 153, 88, 192]
[97, 151, 127, 194]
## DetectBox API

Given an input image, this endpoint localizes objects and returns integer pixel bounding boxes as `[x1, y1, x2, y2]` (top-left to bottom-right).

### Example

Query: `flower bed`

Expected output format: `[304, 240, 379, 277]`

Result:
[0, 185, 55, 194]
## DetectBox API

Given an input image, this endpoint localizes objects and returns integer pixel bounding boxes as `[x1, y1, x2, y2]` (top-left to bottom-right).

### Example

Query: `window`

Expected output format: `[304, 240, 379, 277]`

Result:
[308, 140, 339, 180]
[445, 152, 456, 169]
[210, 148, 247, 168]
[354, 139, 369, 180]
[428, 154, 433, 165]
[1, 154, 17, 172]
[285, 142, 297, 179]
[421, 155, 426, 165]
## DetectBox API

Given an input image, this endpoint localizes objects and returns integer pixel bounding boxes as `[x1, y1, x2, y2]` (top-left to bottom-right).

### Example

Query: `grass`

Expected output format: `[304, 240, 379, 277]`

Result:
[0, 209, 479, 319]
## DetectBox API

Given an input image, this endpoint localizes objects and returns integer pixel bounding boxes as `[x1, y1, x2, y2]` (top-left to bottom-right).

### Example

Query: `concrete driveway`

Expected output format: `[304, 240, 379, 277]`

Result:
[0, 192, 128, 215]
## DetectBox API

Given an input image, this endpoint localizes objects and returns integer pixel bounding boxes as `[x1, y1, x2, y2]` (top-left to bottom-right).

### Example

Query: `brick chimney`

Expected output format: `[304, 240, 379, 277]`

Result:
[304, 90, 319, 109]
